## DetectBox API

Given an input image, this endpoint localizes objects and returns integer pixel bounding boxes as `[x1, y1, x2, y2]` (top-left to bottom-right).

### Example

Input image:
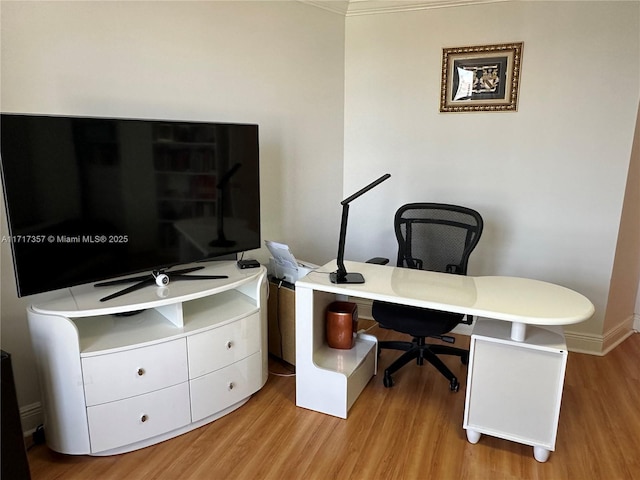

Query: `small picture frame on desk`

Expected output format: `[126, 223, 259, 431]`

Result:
[440, 42, 523, 113]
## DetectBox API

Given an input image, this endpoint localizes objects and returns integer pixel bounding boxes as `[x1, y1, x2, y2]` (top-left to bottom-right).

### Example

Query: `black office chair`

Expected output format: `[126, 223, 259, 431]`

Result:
[372, 203, 483, 392]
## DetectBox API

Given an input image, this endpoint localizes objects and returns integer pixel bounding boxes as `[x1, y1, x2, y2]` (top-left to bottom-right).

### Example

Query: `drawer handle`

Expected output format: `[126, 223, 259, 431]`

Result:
[137, 368, 145, 376]
[140, 414, 148, 423]
[226, 341, 233, 350]
[228, 382, 235, 391]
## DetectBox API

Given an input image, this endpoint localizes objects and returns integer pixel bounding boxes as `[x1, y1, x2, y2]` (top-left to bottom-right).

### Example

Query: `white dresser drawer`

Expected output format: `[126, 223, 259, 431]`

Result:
[190, 352, 263, 422]
[87, 382, 191, 454]
[187, 313, 260, 379]
[82, 339, 188, 406]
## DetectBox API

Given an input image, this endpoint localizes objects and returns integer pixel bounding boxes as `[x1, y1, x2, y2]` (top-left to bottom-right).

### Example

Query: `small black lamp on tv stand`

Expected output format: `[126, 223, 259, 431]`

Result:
[330, 173, 391, 284]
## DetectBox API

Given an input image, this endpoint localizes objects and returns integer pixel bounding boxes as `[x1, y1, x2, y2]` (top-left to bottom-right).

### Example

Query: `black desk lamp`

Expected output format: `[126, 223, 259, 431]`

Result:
[330, 173, 391, 284]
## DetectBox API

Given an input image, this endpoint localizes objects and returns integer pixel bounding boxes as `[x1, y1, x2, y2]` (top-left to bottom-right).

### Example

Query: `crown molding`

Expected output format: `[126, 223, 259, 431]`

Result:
[299, 1, 351, 15]
[349, 0, 509, 16]
[299, 0, 509, 17]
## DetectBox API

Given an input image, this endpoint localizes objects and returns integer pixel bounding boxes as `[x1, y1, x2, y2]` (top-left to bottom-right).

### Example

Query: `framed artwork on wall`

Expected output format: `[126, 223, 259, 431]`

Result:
[440, 42, 523, 113]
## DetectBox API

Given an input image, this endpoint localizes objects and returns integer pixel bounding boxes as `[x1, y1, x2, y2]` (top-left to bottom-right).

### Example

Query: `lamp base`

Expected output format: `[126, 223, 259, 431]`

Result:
[329, 272, 365, 284]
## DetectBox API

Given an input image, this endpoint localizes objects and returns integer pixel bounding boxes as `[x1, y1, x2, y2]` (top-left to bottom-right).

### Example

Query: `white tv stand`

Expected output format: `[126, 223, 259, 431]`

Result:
[27, 261, 267, 456]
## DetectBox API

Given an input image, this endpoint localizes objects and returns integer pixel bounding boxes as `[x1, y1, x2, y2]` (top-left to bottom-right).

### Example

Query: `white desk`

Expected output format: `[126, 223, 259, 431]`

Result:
[295, 260, 594, 461]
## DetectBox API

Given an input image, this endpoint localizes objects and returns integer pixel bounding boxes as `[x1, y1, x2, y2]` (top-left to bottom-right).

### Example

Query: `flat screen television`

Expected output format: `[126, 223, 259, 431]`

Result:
[0, 113, 260, 297]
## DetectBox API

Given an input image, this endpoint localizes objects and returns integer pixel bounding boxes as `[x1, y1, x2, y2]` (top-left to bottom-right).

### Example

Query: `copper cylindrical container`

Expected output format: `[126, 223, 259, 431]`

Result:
[326, 301, 358, 349]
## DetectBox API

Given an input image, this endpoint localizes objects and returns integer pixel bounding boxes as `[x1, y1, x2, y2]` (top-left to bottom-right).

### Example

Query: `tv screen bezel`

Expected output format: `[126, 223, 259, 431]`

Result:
[0, 112, 261, 298]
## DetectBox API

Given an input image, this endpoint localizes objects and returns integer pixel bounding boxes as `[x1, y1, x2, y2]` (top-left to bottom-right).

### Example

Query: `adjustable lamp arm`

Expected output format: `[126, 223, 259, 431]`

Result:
[331, 173, 391, 284]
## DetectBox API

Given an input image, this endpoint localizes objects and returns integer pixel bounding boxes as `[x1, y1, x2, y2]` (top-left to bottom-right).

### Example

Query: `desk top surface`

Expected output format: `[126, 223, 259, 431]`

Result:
[296, 260, 594, 326]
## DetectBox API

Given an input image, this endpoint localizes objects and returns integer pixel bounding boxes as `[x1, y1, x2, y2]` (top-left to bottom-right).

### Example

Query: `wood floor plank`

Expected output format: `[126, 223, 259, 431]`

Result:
[26, 329, 640, 480]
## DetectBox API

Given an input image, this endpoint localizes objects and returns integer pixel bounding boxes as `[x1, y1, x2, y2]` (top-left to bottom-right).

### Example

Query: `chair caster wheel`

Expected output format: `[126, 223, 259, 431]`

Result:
[449, 378, 459, 392]
[383, 373, 394, 388]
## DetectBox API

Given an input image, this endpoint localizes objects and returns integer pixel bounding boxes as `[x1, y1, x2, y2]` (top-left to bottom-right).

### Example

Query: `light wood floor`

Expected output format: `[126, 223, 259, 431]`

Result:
[27, 327, 640, 480]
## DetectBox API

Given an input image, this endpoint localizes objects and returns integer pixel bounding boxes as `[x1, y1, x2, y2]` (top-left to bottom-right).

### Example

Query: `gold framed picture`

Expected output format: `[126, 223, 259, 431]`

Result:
[440, 42, 523, 113]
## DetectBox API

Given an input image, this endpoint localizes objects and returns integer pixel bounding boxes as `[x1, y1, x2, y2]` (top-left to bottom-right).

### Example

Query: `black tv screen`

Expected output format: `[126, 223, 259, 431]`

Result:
[1, 113, 260, 297]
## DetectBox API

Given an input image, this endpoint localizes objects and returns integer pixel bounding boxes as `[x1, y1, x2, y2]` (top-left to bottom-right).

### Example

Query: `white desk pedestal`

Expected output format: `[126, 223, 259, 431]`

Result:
[463, 319, 568, 462]
[295, 286, 377, 419]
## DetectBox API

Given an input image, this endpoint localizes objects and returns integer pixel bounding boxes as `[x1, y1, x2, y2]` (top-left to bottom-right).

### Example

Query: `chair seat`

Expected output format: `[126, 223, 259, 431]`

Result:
[372, 300, 463, 338]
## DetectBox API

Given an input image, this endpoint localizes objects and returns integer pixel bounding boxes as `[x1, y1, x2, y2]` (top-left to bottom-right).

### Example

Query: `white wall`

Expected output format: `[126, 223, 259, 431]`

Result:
[0, 0, 345, 428]
[2, 0, 639, 431]
[343, 1, 639, 347]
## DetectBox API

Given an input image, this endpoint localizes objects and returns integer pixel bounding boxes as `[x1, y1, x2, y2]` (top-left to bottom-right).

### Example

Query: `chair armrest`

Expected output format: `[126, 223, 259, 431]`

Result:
[446, 263, 463, 274]
[366, 257, 390, 265]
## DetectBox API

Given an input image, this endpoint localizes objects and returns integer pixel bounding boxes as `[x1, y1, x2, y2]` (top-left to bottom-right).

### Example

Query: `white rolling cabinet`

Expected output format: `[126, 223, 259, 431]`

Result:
[27, 262, 267, 456]
[463, 318, 568, 462]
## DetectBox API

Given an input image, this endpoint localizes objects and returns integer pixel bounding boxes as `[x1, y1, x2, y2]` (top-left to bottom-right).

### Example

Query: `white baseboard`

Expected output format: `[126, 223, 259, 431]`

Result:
[20, 402, 43, 435]
[601, 316, 637, 355]
[564, 331, 607, 355]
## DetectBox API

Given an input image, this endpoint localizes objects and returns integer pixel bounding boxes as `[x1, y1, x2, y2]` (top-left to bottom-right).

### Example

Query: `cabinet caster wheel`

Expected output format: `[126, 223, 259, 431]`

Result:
[449, 378, 459, 392]
[466, 429, 481, 444]
[533, 446, 551, 463]
[383, 373, 394, 388]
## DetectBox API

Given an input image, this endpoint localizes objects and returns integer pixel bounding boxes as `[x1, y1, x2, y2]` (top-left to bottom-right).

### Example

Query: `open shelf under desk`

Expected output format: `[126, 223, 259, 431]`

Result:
[313, 334, 377, 376]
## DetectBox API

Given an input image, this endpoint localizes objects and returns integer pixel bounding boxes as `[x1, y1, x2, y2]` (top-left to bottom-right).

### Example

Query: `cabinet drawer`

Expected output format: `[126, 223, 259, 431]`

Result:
[190, 352, 263, 422]
[87, 382, 191, 454]
[82, 339, 188, 406]
[187, 313, 260, 379]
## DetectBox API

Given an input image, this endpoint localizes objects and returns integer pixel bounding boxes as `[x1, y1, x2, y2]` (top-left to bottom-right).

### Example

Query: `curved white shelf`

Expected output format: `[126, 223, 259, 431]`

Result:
[313, 335, 377, 375]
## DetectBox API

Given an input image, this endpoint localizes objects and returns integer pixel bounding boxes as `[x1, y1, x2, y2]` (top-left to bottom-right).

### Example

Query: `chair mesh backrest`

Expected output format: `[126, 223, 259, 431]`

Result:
[395, 203, 483, 275]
